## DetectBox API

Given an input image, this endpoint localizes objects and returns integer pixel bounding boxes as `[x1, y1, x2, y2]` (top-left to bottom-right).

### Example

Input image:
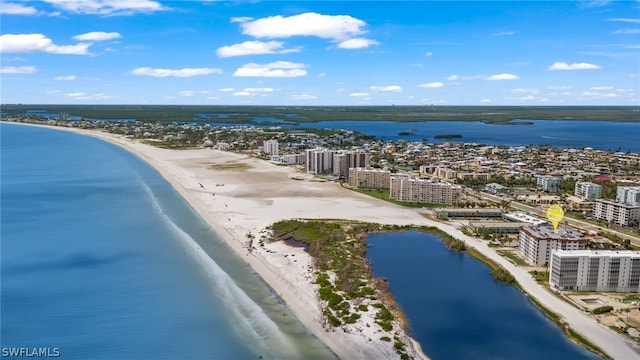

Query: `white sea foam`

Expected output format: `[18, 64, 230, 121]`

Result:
[141, 183, 299, 359]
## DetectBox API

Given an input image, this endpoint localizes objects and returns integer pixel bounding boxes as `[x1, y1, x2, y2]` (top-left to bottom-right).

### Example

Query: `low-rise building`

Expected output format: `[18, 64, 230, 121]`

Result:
[518, 225, 590, 266]
[434, 208, 503, 219]
[469, 221, 527, 234]
[549, 250, 640, 292]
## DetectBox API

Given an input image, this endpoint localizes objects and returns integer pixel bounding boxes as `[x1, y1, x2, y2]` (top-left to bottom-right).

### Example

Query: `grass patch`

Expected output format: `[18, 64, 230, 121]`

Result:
[496, 250, 528, 266]
[208, 162, 251, 171]
[349, 188, 450, 208]
[530, 270, 549, 284]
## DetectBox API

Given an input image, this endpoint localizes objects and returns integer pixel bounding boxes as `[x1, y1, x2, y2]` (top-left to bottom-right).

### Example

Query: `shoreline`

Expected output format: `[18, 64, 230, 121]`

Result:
[4, 121, 638, 359]
[2, 122, 428, 359]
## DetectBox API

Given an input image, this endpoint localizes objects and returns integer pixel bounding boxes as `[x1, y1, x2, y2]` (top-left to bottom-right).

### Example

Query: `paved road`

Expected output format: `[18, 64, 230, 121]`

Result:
[476, 190, 640, 247]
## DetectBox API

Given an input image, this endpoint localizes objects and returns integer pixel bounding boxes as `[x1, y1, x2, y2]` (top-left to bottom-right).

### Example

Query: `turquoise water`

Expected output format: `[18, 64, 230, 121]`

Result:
[366, 230, 601, 360]
[0, 124, 335, 359]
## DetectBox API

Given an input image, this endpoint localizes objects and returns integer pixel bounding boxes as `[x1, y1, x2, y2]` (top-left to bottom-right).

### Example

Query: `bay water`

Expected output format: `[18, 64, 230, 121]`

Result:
[0, 123, 334, 359]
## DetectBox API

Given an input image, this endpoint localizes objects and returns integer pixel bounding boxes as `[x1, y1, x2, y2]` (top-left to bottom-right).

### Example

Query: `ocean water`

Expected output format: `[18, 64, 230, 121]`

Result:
[0, 124, 335, 359]
[366, 230, 602, 360]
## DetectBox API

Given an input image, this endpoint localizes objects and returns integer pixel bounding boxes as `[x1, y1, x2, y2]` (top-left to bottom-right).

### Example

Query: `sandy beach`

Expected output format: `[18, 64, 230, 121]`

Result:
[8, 123, 639, 359]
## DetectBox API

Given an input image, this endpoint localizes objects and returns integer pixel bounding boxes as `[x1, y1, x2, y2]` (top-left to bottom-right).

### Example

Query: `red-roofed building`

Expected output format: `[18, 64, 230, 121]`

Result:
[594, 176, 612, 182]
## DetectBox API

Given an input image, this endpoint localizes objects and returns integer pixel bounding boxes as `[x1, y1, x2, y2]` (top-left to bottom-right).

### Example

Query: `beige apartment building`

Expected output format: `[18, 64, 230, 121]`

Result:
[347, 167, 391, 190]
[389, 176, 462, 204]
[593, 199, 640, 226]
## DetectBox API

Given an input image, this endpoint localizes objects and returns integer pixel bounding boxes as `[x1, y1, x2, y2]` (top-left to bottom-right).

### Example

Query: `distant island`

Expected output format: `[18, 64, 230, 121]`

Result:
[434, 134, 463, 139]
[2, 105, 638, 124]
[398, 129, 417, 136]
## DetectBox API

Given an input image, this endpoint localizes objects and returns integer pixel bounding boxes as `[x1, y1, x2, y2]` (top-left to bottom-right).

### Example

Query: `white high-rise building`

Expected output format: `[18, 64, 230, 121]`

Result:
[550, 250, 640, 292]
[305, 148, 333, 174]
[262, 139, 279, 156]
[536, 176, 560, 192]
[616, 186, 640, 206]
[574, 181, 602, 200]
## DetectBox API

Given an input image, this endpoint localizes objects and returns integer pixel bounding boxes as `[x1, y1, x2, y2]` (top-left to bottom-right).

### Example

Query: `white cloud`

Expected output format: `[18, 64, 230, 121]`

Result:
[0, 2, 38, 15]
[217, 88, 235, 92]
[337, 38, 379, 49]
[0, 34, 90, 55]
[42, 0, 167, 15]
[520, 95, 536, 101]
[480, 98, 491, 103]
[418, 82, 444, 88]
[179, 90, 196, 97]
[46, 90, 60, 94]
[612, 28, 640, 34]
[485, 73, 519, 80]
[233, 61, 307, 78]
[548, 62, 601, 70]
[236, 12, 367, 41]
[591, 86, 614, 90]
[0, 65, 36, 74]
[492, 31, 516, 36]
[290, 93, 317, 100]
[243, 87, 275, 92]
[73, 31, 121, 41]
[512, 88, 538, 94]
[64, 92, 114, 100]
[606, 18, 640, 24]
[130, 67, 223, 77]
[445, 74, 483, 81]
[55, 75, 77, 80]
[232, 87, 277, 97]
[349, 92, 369, 97]
[216, 40, 299, 57]
[369, 85, 402, 92]
[425, 52, 433, 57]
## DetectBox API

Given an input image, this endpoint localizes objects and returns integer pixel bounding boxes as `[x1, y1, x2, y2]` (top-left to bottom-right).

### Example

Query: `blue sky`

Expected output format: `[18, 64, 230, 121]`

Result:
[1, 0, 638, 105]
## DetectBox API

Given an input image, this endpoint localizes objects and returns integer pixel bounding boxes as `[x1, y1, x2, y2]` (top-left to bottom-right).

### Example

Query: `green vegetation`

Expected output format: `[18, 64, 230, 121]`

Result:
[525, 294, 612, 360]
[596, 231, 639, 250]
[530, 270, 549, 284]
[496, 250, 528, 266]
[464, 247, 517, 284]
[380, 336, 391, 342]
[622, 294, 640, 303]
[592, 306, 614, 315]
[5, 105, 639, 123]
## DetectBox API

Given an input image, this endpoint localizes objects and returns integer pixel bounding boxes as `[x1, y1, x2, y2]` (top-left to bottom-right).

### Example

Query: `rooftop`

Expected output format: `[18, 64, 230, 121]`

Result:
[521, 224, 589, 241]
[553, 249, 640, 258]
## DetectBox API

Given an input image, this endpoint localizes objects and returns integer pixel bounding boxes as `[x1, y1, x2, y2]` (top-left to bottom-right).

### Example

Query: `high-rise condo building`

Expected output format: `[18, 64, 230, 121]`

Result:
[550, 250, 640, 292]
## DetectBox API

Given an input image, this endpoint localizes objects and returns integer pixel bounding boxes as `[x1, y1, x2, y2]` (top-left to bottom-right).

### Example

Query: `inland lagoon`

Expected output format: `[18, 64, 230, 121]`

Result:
[366, 230, 602, 360]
